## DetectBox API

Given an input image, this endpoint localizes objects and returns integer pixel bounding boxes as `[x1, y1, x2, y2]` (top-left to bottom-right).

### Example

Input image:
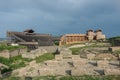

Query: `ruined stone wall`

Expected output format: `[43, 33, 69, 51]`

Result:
[104, 68, 120, 75]
[0, 50, 10, 58]
[22, 48, 47, 59]
[108, 47, 120, 52]
[0, 48, 27, 58]
[9, 50, 19, 57]
[87, 53, 95, 60]
[22, 46, 59, 59]
[10, 48, 27, 57]
[38, 46, 59, 53]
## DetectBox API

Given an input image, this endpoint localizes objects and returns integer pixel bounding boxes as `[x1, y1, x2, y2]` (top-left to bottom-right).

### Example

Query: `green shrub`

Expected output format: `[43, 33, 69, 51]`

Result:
[54, 41, 59, 45]
[0, 57, 10, 65]
[1, 68, 12, 74]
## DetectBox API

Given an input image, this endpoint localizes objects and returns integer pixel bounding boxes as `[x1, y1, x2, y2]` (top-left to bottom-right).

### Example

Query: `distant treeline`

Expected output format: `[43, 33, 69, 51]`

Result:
[109, 36, 120, 46]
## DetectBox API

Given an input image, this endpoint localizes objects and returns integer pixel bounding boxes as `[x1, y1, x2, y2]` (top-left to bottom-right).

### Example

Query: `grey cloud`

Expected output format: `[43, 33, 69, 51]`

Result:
[0, 0, 120, 38]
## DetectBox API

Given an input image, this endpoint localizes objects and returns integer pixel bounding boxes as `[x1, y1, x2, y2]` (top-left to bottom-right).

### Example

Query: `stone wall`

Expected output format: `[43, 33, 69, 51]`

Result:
[73, 59, 87, 67]
[108, 47, 120, 52]
[97, 60, 109, 68]
[38, 46, 59, 53]
[22, 48, 47, 59]
[22, 49, 48, 59]
[0, 48, 27, 58]
[104, 68, 120, 75]
[60, 48, 72, 58]
[55, 55, 62, 61]
[22, 46, 59, 59]
[0, 50, 10, 58]
[87, 53, 95, 60]
[71, 68, 92, 76]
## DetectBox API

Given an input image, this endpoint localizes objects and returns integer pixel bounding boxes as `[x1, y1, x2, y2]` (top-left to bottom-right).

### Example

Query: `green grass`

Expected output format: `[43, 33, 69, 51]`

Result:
[0, 55, 33, 74]
[70, 47, 83, 55]
[113, 50, 120, 54]
[36, 53, 55, 63]
[0, 45, 26, 51]
[0, 53, 55, 74]
[70, 46, 92, 55]
[70, 42, 110, 55]
[1, 76, 120, 80]
[59, 76, 113, 80]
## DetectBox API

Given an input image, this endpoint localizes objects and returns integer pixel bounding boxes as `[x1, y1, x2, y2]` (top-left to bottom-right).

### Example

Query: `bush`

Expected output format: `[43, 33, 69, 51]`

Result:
[54, 41, 59, 45]
[1, 68, 12, 74]
[0, 57, 10, 65]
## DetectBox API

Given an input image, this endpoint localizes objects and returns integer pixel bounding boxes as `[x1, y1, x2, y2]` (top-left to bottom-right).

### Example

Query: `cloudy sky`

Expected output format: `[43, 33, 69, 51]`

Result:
[0, 0, 120, 38]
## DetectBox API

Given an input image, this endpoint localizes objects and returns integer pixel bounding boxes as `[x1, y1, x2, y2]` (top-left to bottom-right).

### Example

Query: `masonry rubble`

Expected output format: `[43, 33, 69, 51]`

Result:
[97, 60, 109, 68]
[22, 48, 47, 59]
[87, 53, 95, 60]
[0, 48, 27, 58]
[104, 68, 120, 75]
[60, 48, 72, 58]
[11, 48, 120, 77]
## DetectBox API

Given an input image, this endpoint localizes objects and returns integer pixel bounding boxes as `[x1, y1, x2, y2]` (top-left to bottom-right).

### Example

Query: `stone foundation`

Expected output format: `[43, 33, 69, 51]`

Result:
[97, 60, 109, 68]
[87, 53, 95, 60]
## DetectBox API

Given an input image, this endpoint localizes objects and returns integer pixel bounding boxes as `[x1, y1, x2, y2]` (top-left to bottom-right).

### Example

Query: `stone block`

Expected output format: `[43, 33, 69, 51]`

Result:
[119, 54, 120, 59]
[10, 49, 19, 57]
[39, 68, 54, 76]
[71, 68, 91, 76]
[25, 70, 39, 77]
[0, 50, 10, 58]
[19, 48, 27, 54]
[60, 48, 72, 58]
[54, 67, 66, 76]
[45, 60, 58, 66]
[29, 60, 36, 66]
[104, 68, 120, 75]
[55, 55, 62, 61]
[87, 53, 95, 60]
[97, 60, 109, 68]
[73, 59, 87, 67]
[108, 47, 120, 52]
[22, 53, 36, 59]
[72, 55, 80, 60]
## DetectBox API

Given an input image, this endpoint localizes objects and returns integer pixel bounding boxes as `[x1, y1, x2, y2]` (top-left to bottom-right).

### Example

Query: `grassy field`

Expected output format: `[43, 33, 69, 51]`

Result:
[0, 55, 33, 74]
[35, 53, 55, 63]
[70, 47, 84, 55]
[0, 45, 26, 51]
[1, 75, 120, 80]
[70, 46, 93, 55]
[70, 42, 111, 55]
[0, 52, 55, 74]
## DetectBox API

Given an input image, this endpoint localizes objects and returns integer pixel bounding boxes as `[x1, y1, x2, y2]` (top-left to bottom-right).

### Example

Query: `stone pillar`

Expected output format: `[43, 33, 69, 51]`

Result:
[73, 36, 75, 43]
[77, 36, 79, 42]
[68, 36, 70, 44]
[81, 36, 83, 41]
[65, 36, 68, 44]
